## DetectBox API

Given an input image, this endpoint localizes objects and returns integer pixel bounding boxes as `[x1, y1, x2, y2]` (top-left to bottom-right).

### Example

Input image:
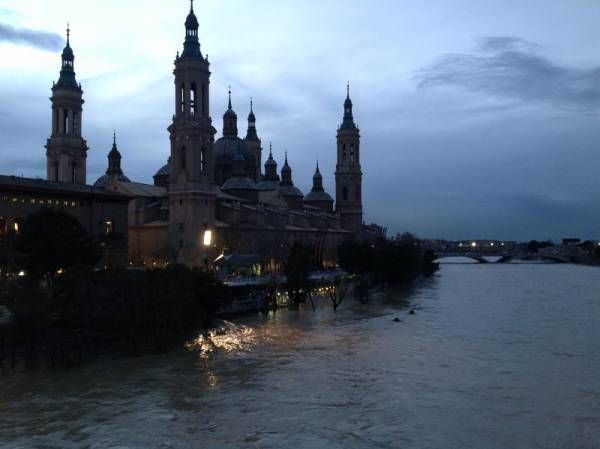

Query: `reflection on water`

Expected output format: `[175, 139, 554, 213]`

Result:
[1, 264, 600, 449]
[185, 321, 257, 357]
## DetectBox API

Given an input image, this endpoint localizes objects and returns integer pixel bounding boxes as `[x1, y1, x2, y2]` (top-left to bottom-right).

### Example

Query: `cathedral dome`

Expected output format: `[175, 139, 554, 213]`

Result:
[221, 176, 257, 191]
[214, 136, 250, 159]
[304, 190, 333, 203]
[256, 179, 280, 191]
[93, 173, 130, 188]
[279, 185, 304, 198]
[154, 161, 170, 177]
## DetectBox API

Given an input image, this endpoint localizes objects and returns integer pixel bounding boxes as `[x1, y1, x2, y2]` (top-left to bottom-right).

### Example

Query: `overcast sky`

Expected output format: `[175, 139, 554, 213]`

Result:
[1, 0, 600, 241]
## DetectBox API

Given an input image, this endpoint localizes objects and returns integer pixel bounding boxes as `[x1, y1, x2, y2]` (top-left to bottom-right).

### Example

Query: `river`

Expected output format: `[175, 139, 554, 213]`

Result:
[1, 264, 599, 448]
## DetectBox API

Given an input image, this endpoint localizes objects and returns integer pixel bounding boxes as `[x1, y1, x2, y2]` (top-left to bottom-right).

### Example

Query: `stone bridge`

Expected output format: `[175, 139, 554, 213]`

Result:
[435, 252, 571, 264]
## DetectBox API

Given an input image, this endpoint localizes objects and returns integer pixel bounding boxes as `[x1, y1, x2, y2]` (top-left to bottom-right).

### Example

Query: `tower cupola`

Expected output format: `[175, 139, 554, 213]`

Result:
[182, 0, 202, 58]
[223, 87, 238, 137]
[56, 25, 79, 90]
[340, 82, 356, 130]
[280, 152, 293, 186]
[245, 98, 259, 141]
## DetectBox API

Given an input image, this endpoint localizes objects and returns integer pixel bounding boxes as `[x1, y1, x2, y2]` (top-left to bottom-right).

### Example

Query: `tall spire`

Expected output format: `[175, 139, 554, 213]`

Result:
[312, 160, 324, 192]
[246, 97, 259, 141]
[182, 0, 202, 58]
[280, 151, 292, 186]
[341, 81, 356, 130]
[107, 130, 123, 176]
[223, 87, 238, 137]
[56, 24, 78, 90]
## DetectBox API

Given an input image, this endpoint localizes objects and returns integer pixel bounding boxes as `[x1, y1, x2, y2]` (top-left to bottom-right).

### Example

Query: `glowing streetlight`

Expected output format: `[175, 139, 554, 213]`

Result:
[203, 229, 213, 247]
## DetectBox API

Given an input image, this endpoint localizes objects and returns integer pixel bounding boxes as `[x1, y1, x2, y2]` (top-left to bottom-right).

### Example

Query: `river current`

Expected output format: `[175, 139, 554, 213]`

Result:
[1, 264, 599, 448]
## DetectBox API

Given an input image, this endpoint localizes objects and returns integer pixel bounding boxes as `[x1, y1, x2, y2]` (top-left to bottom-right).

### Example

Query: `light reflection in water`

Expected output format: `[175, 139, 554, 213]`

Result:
[185, 320, 257, 358]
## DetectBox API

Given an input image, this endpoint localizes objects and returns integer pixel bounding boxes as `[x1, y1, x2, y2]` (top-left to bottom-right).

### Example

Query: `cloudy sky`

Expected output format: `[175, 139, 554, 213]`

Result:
[1, 0, 600, 241]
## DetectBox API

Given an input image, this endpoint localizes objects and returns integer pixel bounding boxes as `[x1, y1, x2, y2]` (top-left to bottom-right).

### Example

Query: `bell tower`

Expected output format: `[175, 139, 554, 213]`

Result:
[45, 26, 88, 184]
[168, 0, 217, 266]
[335, 83, 363, 235]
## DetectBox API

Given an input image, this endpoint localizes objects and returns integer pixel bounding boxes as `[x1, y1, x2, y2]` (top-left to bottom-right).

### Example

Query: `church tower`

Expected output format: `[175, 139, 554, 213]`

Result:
[168, 0, 216, 265]
[45, 26, 88, 184]
[335, 84, 363, 234]
[244, 99, 262, 180]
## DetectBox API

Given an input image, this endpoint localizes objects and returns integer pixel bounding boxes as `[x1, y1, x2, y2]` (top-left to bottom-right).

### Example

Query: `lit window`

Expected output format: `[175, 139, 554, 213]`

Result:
[203, 229, 212, 247]
[105, 220, 114, 236]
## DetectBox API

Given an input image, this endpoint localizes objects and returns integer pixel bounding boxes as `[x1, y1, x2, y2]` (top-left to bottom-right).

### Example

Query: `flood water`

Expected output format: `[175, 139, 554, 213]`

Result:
[1, 264, 600, 449]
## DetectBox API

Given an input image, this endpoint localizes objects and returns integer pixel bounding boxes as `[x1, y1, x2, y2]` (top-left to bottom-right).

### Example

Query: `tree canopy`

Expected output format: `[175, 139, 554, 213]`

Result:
[16, 208, 99, 278]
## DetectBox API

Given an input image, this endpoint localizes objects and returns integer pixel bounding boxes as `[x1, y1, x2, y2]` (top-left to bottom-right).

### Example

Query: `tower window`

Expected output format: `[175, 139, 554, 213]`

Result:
[180, 83, 185, 113]
[190, 82, 197, 116]
[54, 109, 59, 134]
[63, 109, 69, 134]
[201, 84, 206, 115]
[200, 148, 205, 172]
[71, 162, 76, 183]
[54, 161, 59, 181]
[343, 186, 348, 201]
[105, 220, 114, 236]
[180, 147, 187, 171]
[73, 111, 78, 135]
[342, 144, 347, 161]
[350, 144, 355, 162]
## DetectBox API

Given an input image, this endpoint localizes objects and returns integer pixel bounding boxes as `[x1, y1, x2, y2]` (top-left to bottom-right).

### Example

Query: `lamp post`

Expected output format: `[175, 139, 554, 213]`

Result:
[203, 229, 212, 269]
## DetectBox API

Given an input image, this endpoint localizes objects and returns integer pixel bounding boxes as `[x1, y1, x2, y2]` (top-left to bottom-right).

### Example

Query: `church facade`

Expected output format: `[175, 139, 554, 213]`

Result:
[1, 2, 385, 273]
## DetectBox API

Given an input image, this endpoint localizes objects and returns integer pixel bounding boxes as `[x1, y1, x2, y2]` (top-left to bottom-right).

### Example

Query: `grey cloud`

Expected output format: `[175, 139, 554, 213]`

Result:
[0, 23, 63, 51]
[416, 36, 600, 113]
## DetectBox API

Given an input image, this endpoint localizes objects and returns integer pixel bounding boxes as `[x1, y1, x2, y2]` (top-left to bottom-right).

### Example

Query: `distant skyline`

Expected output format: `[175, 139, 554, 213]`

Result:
[1, 0, 600, 241]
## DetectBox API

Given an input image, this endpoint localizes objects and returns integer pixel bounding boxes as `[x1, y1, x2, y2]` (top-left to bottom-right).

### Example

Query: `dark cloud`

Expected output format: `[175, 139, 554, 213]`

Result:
[416, 36, 600, 113]
[0, 23, 63, 51]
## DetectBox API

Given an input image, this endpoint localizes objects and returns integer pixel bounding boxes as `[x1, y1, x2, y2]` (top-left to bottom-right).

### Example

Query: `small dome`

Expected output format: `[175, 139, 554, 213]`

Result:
[214, 136, 250, 159]
[224, 108, 237, 119]
[256, 179, 280, 191]
[154, 161, 170, 177]
[222, 176, 257, 191]
[279, 185, 304, 198]
[62, 45, 74, 61]
[305, 190, 333, 203]
[185, 9, 199, 29]
[93, 173, 130, 188]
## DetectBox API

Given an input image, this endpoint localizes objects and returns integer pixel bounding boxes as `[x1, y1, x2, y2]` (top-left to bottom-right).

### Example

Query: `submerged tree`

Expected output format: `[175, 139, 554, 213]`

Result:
[284, 243, 313, 305]
[16, 208, 98, 280]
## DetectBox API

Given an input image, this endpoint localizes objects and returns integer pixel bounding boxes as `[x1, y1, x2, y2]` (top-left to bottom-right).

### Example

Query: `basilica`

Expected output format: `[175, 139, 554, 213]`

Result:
[0, 2, 384, 271]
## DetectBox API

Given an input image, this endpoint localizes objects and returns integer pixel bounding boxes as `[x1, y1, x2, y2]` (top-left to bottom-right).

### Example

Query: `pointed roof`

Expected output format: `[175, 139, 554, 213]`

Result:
[340, 81, 357, 130]
[55, 24, 79, 90]
[181, 0, 203, 58]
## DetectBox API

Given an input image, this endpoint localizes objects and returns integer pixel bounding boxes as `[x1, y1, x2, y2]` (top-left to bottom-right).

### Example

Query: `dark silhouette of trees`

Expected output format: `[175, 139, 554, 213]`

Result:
[338, 235, 434, 284]
[284, 243, 312, 305]
[16, 208, 98, 279]
[527, 240, 553, 253]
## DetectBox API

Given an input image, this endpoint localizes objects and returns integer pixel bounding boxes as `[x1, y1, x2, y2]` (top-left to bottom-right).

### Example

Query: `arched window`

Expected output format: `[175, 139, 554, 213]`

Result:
[54, 161, 59, 181]
[72, 111, 78, 135]
[54, 109, 59, 134]
[342, 186, 348, 201]
[201, 84, 206, 115]
[105, 219, 114, 236]
[350, 144, 355, 162]
[180, 147, 187, 171]
[63, 109, 69, 134]
[342, 144, 347, 161]
[190, 82, 197, 116]
[200, 148, 205, 172]
[180, 83, 185, 113]
[71, 162, 76, 183]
